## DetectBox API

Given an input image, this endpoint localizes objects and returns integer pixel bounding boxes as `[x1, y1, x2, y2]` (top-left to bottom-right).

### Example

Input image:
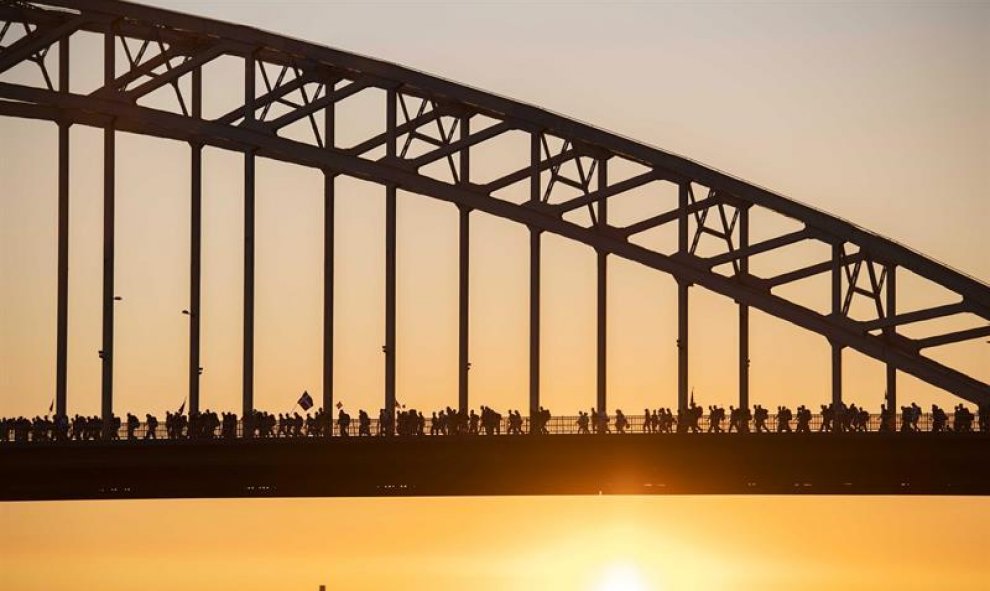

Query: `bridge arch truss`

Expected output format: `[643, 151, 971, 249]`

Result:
[1, 0, 987, 426]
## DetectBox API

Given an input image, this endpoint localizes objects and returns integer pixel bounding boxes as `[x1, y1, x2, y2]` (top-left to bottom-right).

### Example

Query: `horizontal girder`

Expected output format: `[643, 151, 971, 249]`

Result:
[5, 435, 990, 499]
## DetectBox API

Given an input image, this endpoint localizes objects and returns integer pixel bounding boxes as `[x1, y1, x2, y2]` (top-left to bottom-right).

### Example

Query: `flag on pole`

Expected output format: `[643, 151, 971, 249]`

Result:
[335, 401, 343, 410]
[297, 391, 314, 411]
[178, 400, 186, 415]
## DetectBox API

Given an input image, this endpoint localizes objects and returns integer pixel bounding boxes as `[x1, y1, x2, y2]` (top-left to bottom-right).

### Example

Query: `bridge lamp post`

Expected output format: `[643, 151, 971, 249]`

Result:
[182, 309, 202, 414]
[382, 344, 395, 435]
[99, 295, 123, 438]
[463, 361, 471, 414]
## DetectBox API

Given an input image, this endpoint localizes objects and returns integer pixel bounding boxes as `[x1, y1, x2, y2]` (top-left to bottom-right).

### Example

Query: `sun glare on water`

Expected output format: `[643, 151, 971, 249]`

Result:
[593, 561, 651, 591]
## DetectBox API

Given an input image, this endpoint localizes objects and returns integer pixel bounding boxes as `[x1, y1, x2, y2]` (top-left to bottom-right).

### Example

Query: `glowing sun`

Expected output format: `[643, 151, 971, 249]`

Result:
[593, 561, 650, 591]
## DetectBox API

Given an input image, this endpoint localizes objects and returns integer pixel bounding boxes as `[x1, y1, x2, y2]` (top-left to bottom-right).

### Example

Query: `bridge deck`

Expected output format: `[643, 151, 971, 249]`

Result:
[3, 433, 988, 500]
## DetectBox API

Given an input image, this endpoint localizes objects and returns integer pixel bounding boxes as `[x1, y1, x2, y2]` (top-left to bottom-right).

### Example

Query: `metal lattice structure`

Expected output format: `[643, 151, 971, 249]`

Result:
[1, 0, 988, 433]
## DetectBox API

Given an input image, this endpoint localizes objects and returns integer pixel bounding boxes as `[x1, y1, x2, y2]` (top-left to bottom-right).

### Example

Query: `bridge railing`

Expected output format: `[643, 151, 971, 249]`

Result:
[2, 411, 982, 443]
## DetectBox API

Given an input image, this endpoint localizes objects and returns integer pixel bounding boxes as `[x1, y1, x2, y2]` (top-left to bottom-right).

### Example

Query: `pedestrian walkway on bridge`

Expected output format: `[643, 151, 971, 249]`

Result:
[2, 400, 986, 443]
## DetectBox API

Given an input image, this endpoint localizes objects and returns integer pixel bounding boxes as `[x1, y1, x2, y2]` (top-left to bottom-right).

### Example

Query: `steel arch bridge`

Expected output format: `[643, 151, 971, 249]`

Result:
[1, 0, 989, 499]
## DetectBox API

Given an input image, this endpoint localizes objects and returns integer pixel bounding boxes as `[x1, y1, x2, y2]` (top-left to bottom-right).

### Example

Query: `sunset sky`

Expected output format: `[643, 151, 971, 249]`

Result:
[1, 0, 988, 589]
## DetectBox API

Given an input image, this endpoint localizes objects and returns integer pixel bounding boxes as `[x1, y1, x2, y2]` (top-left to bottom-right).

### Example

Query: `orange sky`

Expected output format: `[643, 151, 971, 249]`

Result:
[3, 495, 989, 590]
[1, 1, 988, 588]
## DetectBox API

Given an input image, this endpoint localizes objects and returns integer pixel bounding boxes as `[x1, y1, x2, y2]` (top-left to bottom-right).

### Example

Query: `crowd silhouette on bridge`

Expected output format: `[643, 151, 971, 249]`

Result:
[2, 399, 988, 443]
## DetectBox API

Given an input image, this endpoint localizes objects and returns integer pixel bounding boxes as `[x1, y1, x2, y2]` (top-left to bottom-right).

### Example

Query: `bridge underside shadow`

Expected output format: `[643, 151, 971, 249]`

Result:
[3, 435, 989, 500]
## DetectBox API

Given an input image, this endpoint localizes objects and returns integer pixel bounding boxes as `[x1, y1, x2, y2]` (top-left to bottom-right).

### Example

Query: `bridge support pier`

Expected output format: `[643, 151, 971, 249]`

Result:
[188, 67, 202, 415]
[100, 28, 116, 438]
[55, 35, 69, 418]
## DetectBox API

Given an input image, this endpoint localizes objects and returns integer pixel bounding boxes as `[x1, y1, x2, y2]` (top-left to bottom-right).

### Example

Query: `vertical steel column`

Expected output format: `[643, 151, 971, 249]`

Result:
[55, 35, 69, 418]
[676, 183, 690, 413]
[323, 103, 335, 417]
[830, 344, 842, 406]
[242, 53, 256, 420]
[677, 283, 689, 412]
[529, 131, 541, 427]
[100, 26, 115, 436]
[457, 114, 471, 413]
[529, 228, 541, 427]
[384, 88, 397, 426]
[830, 242, 843, 406]
[596, 158, 608, 415]
[885, 264, 897, 412]
[188, 66, 202, 415]
[738, 206, 750, 410]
